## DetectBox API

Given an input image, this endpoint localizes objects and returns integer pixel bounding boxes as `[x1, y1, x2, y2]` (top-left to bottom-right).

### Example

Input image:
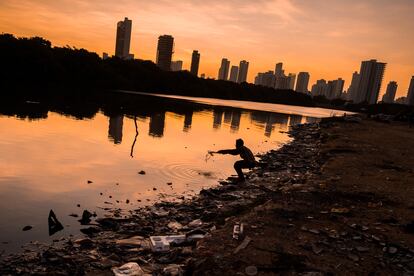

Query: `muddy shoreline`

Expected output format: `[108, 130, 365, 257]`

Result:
[1, 116, 413, 275]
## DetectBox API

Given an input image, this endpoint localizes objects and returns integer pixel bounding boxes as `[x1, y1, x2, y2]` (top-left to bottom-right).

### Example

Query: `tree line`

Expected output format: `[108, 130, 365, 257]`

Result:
[0, 34, 315, 107]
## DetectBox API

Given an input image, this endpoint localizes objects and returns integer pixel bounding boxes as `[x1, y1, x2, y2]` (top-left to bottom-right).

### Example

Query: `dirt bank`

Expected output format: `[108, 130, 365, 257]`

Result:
[190, 117, 414, 275]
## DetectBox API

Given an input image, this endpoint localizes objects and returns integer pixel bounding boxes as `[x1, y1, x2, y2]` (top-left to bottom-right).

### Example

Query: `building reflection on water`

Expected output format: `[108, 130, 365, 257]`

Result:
[105, 105, 314, 145]
[108, 115, 124, 144]
[183, 111, 193, 132]
[149, 112, 166, 137]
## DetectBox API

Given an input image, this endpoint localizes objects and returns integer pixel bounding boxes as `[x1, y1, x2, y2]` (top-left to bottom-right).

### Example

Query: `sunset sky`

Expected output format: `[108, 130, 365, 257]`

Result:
[1, 0, 413, 98]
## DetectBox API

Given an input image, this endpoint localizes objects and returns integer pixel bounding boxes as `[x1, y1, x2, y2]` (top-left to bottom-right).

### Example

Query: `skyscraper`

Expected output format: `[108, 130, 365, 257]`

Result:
[382, 81, 398, 103]
[311, 79, 328, 96]
[190, 50, 200, 76]
[237, 60, 249, 83]
[354, 59, 386, 104]
[229, 66, 239, 82]
[347, 71, 361, 101]
[156, 35, 174, 71]
[275, 63, 284, 77]
[407, 76, 414, 106]
[115, 17, 133, 59]
[171, 60, 183, 71]
[295, 72, 310, 93]
[218, 58, 230, 80]
[287, 73, 296, 90]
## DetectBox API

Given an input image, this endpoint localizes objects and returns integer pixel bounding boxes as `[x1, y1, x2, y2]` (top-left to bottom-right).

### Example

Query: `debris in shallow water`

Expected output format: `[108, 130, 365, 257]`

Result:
[22, 225, 32, 231]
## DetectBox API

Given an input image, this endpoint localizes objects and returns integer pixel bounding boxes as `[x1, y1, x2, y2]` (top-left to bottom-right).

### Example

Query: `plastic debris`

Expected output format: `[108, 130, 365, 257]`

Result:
[112, 262, 145, 276]
[150, 235, 186, 252]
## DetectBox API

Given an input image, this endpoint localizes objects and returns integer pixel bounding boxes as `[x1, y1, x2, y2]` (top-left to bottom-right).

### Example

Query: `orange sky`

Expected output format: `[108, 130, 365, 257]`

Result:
[0, 0, 413, 98]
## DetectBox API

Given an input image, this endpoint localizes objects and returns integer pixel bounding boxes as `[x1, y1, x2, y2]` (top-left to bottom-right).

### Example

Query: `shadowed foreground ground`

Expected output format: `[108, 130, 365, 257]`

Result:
[191, 118, 414, 275]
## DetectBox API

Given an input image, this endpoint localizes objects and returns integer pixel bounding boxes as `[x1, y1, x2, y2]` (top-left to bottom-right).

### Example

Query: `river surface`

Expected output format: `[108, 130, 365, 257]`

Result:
[0, 93, 346, 254]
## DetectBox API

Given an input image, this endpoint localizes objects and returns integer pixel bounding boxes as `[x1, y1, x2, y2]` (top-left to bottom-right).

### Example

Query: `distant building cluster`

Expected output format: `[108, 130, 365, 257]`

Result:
[254, 63, 308, 93]
[217, 59, 249, 83]
[111, 18, 414, 105]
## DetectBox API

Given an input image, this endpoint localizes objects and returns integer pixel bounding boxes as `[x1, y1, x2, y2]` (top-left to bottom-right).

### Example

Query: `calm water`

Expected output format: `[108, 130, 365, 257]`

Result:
[0, 93, 342, 254]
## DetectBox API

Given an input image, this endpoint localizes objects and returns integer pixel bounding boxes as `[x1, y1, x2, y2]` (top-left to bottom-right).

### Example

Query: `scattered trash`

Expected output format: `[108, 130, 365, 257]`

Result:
[112, 262, 145, 276]
[150, 235, 186, 252]
[232, 223, 244, 240]
[48, 210, 64, 236]
[234, 236, 251, 254]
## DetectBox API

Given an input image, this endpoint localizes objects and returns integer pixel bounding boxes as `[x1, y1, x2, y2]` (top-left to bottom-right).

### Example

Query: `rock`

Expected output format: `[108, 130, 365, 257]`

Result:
[163, 264, 183, 276]
[312, 244, 323, 255]
[167, 221, 183, 231]
[138, 170, 146, 175]
[188, 219, 203, 228]
[126, 199, 130, 204]
[69, 213, 79, 218]
[112, 262, 146, 276]
[80, 227, 101, 236]
[22, 225, 32, 231]
[388, 247, 398, 254]
[309, 229, 320, 235]
[79, 210, 93, 225]
[348, 254, 360, 262]
[87, 180, 93, 184]
[74, 238, 93, 247]
[331, 208, 350, 214]
[245, 265, 258, 276]
[116, 236, 149, 249]
[356, 246, 369, 252]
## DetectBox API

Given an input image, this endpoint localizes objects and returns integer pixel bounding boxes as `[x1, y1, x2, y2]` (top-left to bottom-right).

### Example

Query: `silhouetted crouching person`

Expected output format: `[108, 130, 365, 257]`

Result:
[215, 139, 256, 182]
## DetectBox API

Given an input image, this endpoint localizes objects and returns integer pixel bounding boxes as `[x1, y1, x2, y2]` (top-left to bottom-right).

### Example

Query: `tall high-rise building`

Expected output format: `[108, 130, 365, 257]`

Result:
[347, 71, 361, 101]
[311, 79, 328, 96]
[382, 81, 398, 103]
[237, 60, 249, 83]
[407, 76, 414, 106]
[218, 58, 231, 80]
[229, 66, 239, 82]
[295, 72, 310, 93]
[190, 50, 200, 76]
[115, 17, 133, 59]
[171, 60, 183, 71]
[287, 73, 296, 90]
[275, 63, 284, 77]
[354, 59, 386, 104]
[156, 35, 174, 71]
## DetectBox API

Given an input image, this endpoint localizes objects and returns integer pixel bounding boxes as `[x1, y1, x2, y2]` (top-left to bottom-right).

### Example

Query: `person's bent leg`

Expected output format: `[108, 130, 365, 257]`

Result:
[234, 160, 245, 180]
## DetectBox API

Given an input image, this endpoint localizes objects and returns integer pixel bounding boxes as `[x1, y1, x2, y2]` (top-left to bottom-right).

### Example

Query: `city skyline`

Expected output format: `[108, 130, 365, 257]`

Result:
[1, 0, 414, 98]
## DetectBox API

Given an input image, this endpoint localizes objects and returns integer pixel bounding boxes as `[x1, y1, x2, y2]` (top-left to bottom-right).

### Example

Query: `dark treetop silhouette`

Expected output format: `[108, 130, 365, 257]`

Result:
[0, 34, 315, 107]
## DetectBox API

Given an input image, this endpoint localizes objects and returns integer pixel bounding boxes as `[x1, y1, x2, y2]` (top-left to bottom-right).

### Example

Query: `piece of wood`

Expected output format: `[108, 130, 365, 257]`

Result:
[233, 236, 252, 254]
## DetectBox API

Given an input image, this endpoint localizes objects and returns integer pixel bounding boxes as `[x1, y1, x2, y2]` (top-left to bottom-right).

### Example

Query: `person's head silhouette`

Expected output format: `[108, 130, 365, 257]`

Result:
[236, 138, 244, 149]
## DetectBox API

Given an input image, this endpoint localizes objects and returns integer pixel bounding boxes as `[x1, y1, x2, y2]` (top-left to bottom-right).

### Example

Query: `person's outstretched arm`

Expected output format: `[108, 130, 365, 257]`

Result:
[216, 149, 239, 155]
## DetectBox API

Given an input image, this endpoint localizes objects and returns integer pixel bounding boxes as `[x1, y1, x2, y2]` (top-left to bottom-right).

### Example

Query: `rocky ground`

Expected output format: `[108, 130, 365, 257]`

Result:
[1, 116, 413, 275]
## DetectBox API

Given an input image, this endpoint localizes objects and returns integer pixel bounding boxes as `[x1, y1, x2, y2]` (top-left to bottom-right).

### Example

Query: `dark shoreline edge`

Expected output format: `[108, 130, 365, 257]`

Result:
[0, 117, 333, 275]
